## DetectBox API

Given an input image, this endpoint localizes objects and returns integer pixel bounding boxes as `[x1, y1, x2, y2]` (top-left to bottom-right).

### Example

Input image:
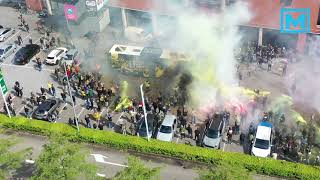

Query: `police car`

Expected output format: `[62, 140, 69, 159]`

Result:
[251, 121, 273, 158]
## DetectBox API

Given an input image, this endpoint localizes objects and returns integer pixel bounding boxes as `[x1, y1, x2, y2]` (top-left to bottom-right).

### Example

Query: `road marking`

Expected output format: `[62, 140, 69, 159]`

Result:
[25, 159, 35, 164]
[34, 37, 41, 44]
[4, 29, 21, 43]
[1, 63, 54, 72]
[77, 107, 85, 118]
[58, 103, 67, 114]
[91, 154, 128, 167]
[22, 32, 34, 41]
[96, 173, 106, 177]
[18, 105, 25, 114]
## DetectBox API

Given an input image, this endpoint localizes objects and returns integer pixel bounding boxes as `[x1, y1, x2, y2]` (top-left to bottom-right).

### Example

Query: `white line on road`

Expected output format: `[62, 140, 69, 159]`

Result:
[96, 173, 106, 177]
[77, 107, 85, 118]
[4, 30, 21, 43]
[91, 154, 128, 167]
[1, 63, 54, 72]
[22, 32, 34, 41]
[58, 103, 67, 114]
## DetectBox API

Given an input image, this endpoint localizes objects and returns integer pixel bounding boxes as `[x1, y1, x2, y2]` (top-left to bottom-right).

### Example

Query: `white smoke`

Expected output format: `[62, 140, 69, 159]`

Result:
[163, 2, 252, 116]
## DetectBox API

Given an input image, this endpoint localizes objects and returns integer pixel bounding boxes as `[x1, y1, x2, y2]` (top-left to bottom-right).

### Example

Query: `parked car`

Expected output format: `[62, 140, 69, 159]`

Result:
[0, 28, 15, 42]
[14, 44, 40, 65]
[201, 113, 225, 149]
[46, 47, 68, 65]
[0, 44, 17, 61]
[156, 114, 176, 142]
[61, 49, 79, 66]
[137, 114, 154, 139]
[32, 98, 60, 120]
[251, 121, 273, 158]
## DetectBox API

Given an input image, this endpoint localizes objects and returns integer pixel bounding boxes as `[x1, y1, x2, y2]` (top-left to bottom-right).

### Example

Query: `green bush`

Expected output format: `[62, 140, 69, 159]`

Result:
[0, 115, 319, 180]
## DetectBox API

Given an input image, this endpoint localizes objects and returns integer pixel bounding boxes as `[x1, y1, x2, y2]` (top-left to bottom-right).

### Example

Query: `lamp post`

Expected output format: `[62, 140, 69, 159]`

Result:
[64, 62, 79, 132]
[140, 84, 150, 141]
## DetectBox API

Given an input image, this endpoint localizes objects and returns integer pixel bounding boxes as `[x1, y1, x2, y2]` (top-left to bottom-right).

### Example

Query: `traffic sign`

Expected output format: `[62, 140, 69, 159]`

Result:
[0, 77, 8, 95]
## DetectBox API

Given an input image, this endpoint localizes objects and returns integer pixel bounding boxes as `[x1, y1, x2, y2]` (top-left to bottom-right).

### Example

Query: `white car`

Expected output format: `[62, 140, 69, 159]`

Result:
[46, 47, 68, 65]
[251, 121, 273, 158]
[0, 44, 17, 61]
[156, 114, 176, 142]
[0, 28, 15, 42]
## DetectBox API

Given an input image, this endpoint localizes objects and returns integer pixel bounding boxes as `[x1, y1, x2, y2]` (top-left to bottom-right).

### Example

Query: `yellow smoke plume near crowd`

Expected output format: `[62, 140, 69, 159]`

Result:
[115, 81, 132, 112]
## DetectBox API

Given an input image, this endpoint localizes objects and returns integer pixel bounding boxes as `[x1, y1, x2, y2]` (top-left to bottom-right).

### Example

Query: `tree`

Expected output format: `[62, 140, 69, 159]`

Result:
[31, 134, 98, 180]
[112, 156, 161, 180]
[197, 162, 252, 180]
[0, 136, 31, 179]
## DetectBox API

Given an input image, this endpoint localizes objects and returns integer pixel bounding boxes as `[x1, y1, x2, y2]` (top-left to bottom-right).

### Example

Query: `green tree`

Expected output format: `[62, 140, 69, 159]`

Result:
[0, 136, 31, 179]
[198, 162, 252, 180]
[112, 156, 161, 180]
[31, 134, 98, 180]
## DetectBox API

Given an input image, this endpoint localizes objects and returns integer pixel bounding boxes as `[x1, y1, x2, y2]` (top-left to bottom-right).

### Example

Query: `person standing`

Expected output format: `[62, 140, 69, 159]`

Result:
[51, 85, 56, 97]
[85, 115, 91, 128]
[72, 95, 76, 105]
[61, 91, 67, 103]
[40, 86, 46, 95]
[227, 127, 233, 144]
[39, 37, 44, 49]
[29, 37, 32, 44]
[268, 60, 272, 71]
[36, 57, 42, 71]
[25, 23, 29, 33]
[24, 105, 31, 119]
[47, 82, 53, 95]
[17, 34, 23, 45]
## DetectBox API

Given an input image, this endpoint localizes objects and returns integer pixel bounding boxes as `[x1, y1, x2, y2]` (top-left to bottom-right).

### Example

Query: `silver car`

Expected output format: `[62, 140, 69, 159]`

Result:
[0, 44, 17, 61]
[0, 28, 15, 42]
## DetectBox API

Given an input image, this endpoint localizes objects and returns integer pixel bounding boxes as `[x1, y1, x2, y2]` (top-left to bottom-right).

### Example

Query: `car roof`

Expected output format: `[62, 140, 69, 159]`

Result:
[0, 29, 7, 34]
[256, 123, 272, 140]
[48, 49, 62, 57]
[162, 114, 176, 126]
[209, 118, 223, 129]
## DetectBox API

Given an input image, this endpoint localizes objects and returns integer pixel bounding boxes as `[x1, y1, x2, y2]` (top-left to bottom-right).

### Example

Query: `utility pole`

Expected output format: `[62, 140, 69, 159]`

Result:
[140, 84, 150, 141]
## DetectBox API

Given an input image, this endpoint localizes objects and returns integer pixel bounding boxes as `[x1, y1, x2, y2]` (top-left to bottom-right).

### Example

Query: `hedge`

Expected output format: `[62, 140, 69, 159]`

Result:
[0, 115, 319, 180]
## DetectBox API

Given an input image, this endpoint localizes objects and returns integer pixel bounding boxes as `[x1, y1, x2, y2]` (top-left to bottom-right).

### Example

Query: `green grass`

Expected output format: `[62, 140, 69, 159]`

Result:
[0, 114, 319, 180]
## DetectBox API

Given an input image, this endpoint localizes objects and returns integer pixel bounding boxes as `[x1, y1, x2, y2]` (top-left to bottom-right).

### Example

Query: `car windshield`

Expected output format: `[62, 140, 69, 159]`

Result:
[254, 138, 270, 149]
[206, 129, 219, 138]
[65, 54, 73, 60]
[15, 48, 27, 58]
[159, 125, 172, 134]
[0, 49, 3, 55]
[47, 56, 54, 59]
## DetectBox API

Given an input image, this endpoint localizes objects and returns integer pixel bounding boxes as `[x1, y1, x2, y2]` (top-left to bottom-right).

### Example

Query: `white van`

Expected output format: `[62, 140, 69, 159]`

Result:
[156, 114, 176, 142]
[251, 121, 273, 158]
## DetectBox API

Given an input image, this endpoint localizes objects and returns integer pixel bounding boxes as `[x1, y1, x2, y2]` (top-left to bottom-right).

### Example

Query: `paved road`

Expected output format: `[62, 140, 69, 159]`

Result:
[0, 131, 198, 179]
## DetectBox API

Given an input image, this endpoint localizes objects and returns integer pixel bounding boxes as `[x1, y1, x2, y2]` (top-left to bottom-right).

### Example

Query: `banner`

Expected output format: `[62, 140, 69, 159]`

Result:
[64, 4, 78, 21]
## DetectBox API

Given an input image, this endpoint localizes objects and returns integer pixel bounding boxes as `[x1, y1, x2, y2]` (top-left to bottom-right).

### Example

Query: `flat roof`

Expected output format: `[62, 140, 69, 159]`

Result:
[109, 44, 144, 56]
[256, 124, 272, 140]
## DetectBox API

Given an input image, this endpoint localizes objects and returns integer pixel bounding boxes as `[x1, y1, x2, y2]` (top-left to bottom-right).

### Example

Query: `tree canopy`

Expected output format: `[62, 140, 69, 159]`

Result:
[112, 156, 161, 180]
[31, 134, 98, 180]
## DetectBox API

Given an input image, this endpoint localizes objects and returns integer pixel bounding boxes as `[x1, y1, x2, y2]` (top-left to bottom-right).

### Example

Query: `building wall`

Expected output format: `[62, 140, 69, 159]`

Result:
[25, 0, 43, 11]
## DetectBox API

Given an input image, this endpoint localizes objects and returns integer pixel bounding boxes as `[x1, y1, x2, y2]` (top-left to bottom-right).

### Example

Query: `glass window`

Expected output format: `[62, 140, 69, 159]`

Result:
[254, 138, 270, 149]
[159, 125, 172, 134]
[206, 129, 219, 138]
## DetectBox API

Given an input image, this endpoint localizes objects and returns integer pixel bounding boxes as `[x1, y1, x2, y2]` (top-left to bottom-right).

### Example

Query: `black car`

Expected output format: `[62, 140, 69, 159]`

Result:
[32, 98, 60, 120]
[14, 44, 40, 65]
[137, 114, 155, 139]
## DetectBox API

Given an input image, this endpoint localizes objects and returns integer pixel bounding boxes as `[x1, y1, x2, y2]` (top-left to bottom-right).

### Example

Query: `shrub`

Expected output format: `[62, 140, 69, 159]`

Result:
[0, 115, 319, 180]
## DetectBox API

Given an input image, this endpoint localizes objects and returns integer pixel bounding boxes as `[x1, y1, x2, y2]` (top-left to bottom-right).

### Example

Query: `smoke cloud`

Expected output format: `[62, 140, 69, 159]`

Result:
[162, 2, 252, 118]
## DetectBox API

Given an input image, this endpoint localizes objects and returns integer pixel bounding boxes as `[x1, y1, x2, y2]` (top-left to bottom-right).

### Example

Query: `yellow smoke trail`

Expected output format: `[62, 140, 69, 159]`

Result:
[115, 81, 132, 112]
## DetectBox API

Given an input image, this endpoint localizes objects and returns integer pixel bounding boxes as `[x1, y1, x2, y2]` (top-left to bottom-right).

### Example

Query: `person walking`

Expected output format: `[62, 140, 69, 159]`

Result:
[47, 82, 53, 95]
[40, 86, 46, 95]
[24, 105, 31, 119]
[268, 60, 272, 71]
[51, 85, 56, 97]
[72, 95, 76, 105]
[39, 37, 44, 49]
[29, 37, 32, 44]
[61, 91, 67, 103]
[17, 34, 22, 45]
[25, 23, 29, 33]
[227, 127, 233, 144]
[36, 57, 42, 71]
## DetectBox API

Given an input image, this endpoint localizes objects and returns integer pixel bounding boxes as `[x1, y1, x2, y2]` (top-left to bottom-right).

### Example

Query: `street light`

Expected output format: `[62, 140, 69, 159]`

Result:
[140, 84, 150, 141]
[64, 62, 79, 132]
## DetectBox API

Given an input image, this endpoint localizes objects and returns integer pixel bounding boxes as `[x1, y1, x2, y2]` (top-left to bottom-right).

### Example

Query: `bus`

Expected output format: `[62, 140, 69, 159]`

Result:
[108, 44, 190, 78]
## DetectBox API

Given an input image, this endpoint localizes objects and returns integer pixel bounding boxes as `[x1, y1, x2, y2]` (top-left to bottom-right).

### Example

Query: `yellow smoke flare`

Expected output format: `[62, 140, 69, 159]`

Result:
[114, 81, 132, 112]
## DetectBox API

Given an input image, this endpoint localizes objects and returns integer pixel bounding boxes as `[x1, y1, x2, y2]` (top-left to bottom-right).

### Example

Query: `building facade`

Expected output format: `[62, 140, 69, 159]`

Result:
[107, 0, 320, 52]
